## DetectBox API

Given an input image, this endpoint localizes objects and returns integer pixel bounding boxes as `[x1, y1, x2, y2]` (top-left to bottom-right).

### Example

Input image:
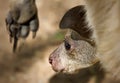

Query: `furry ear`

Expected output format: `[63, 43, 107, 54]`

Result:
[59, 5, 93, 39]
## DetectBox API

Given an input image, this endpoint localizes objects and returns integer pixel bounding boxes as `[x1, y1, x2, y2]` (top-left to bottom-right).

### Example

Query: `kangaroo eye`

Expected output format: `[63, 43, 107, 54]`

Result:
[64, 40, 71, 50]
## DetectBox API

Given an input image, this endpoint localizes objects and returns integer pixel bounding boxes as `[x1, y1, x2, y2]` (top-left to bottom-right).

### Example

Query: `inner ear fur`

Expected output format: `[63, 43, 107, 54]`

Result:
[60, 5, 93, 39]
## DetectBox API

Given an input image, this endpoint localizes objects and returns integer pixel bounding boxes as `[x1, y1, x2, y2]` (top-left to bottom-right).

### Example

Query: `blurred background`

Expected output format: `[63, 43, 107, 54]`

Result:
[0, 0, 119, 83]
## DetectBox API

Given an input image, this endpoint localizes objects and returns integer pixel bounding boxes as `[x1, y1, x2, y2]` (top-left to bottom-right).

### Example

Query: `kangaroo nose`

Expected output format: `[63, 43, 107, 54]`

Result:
[49, 57, 53, 65]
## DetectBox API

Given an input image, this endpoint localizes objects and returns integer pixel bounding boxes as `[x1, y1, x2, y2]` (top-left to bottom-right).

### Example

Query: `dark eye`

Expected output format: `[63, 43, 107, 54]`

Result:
[64, 40, 71, 50]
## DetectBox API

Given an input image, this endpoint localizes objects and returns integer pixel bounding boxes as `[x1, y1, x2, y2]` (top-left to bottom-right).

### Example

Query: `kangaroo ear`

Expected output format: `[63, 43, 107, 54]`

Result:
[59, 5, 93, 39]
[59, 5, 86, 29]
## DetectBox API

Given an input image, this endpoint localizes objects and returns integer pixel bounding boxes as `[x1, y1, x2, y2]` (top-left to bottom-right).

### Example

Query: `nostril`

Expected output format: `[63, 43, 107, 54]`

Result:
[49, 57, 53, 64]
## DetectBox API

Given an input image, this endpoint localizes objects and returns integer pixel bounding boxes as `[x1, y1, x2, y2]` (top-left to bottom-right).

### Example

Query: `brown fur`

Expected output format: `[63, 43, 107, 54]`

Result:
[84, 0, 120, 78]
[6, 0, 39, 52]
[49, 0, 120, 79]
